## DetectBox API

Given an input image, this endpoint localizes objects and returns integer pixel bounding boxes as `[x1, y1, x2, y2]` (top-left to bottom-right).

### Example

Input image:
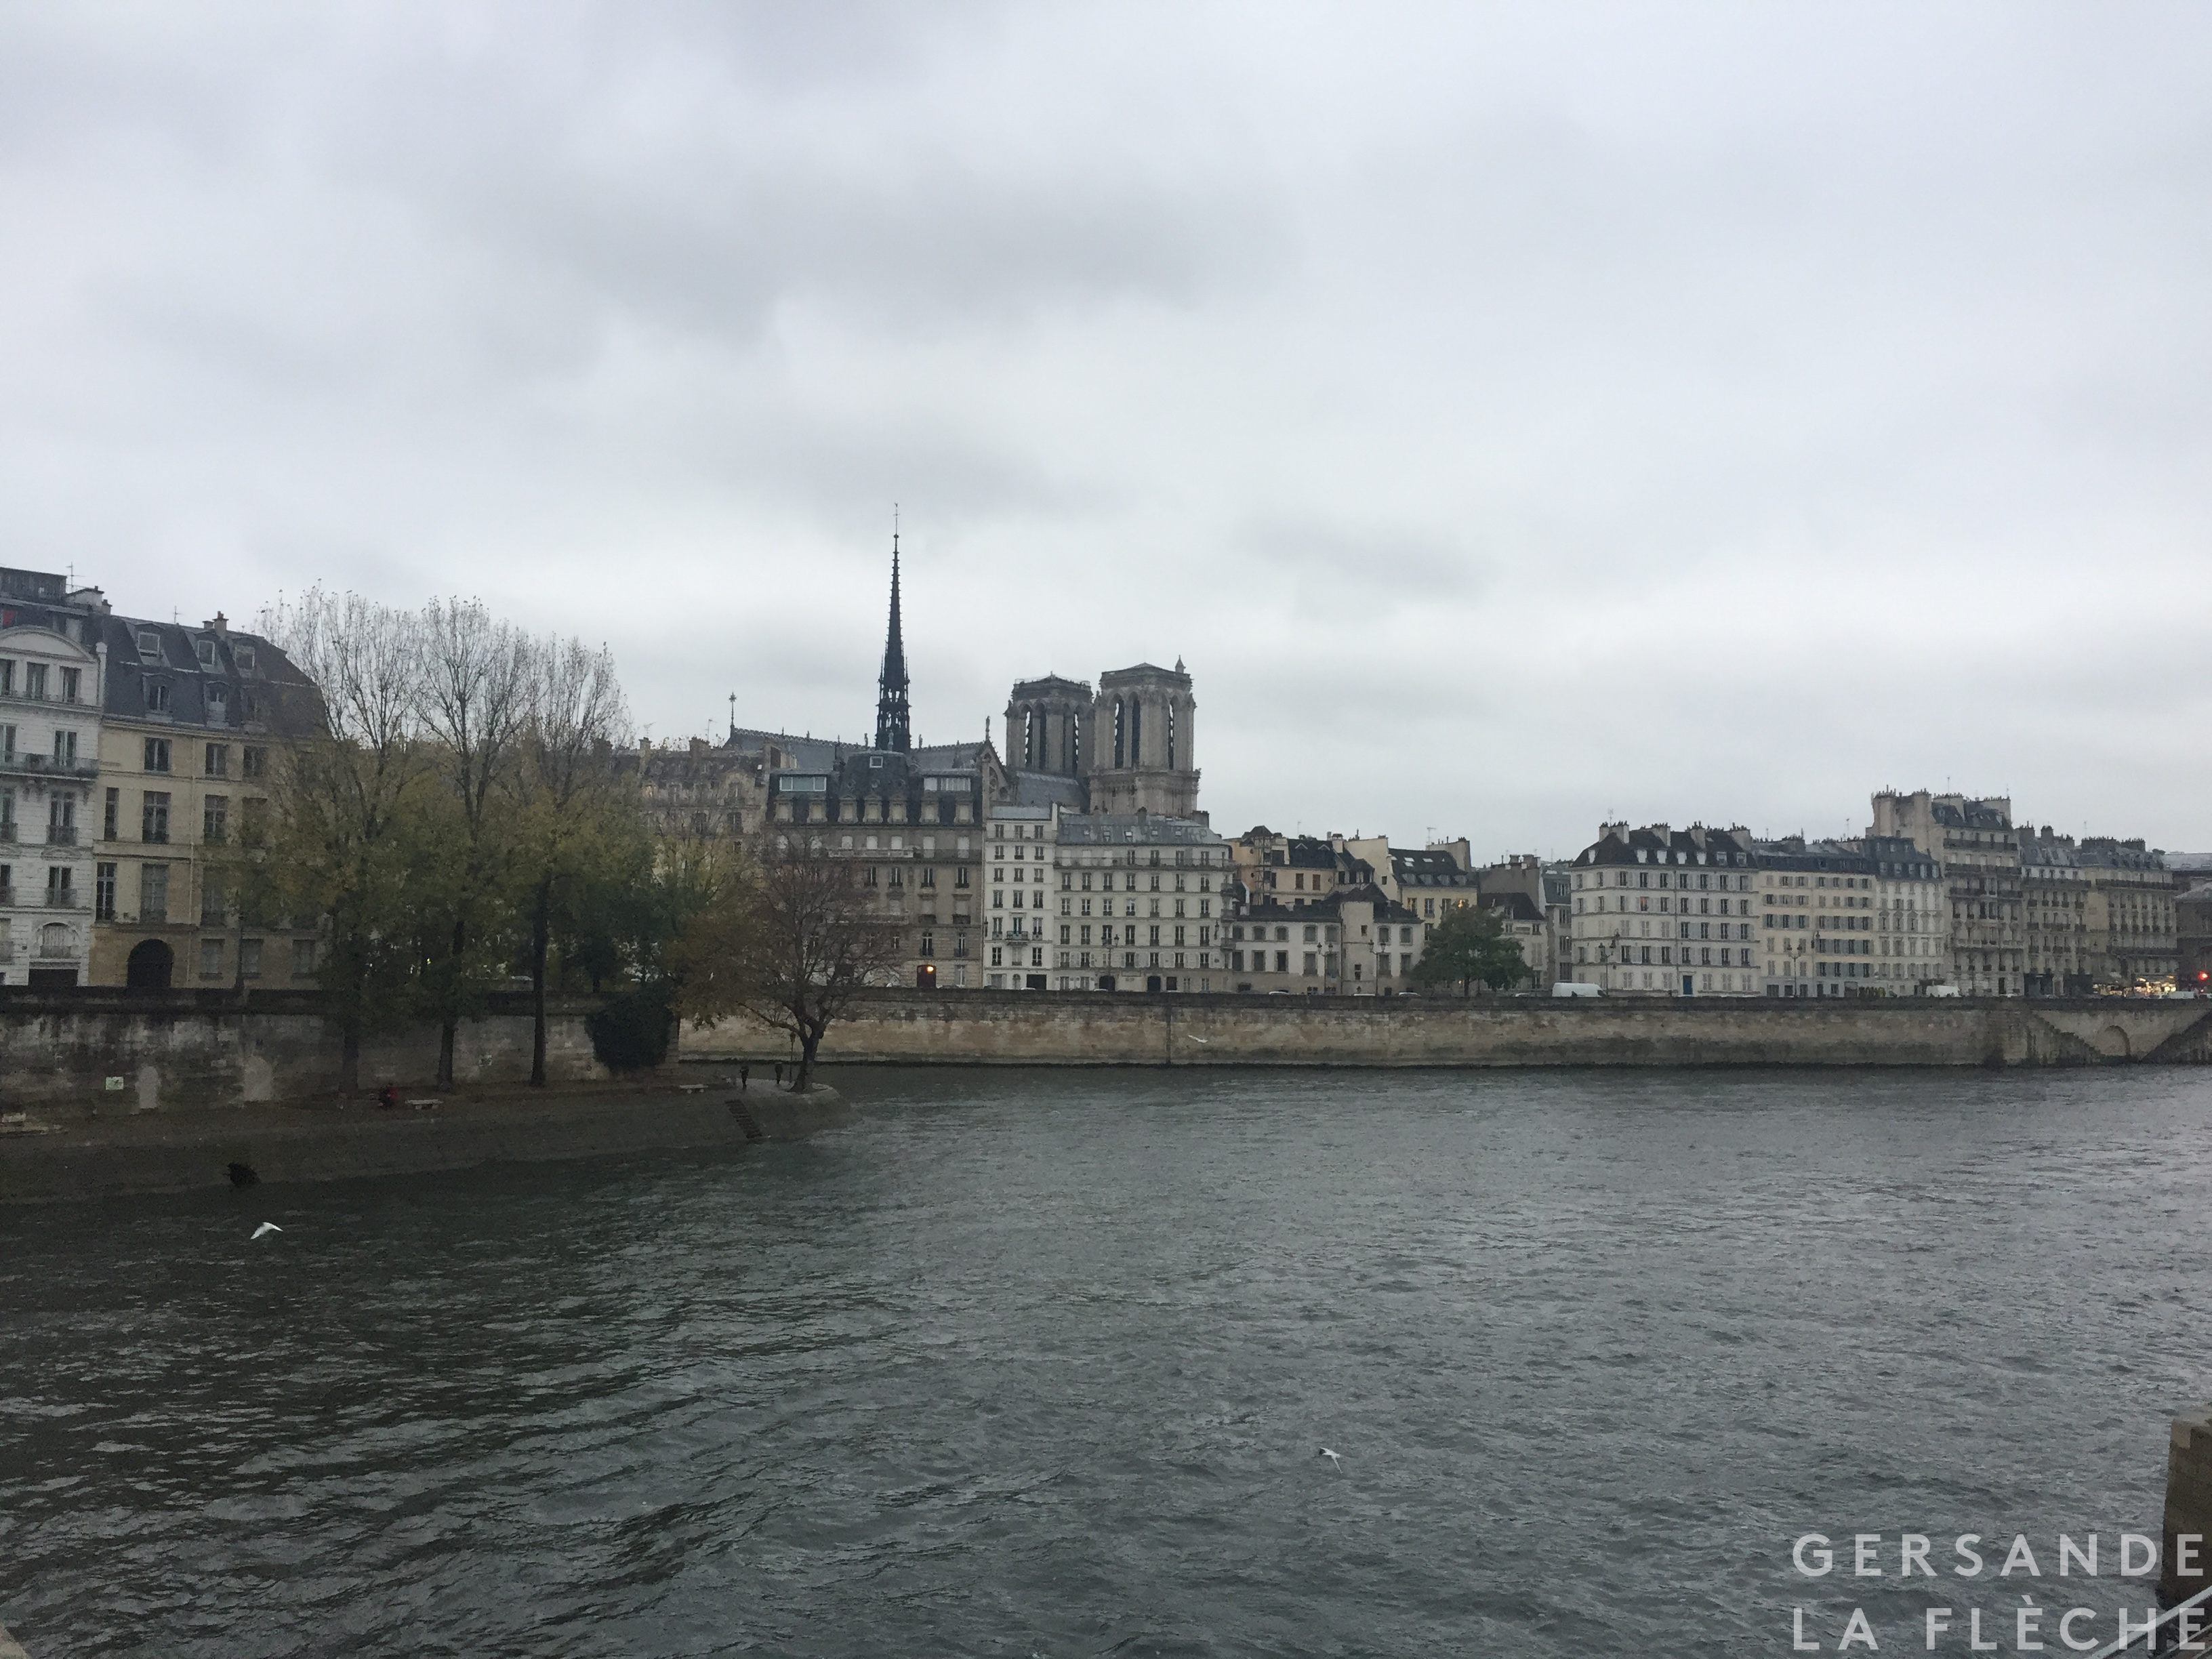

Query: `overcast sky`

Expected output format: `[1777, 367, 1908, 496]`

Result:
[3, 4, 2207, 857]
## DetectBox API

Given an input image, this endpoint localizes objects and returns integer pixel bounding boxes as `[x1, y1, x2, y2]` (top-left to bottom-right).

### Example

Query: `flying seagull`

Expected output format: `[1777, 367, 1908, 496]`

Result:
[1319, 1448, 1343, 1469]
[251, 1223, 283, 1240]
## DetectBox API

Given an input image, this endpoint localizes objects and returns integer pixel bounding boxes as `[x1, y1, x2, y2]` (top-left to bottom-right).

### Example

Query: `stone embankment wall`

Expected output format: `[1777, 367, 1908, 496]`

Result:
[680, 991, 2212, 1069]
[0, 989, 607, 1112]
[2, 991, 2207, 1115]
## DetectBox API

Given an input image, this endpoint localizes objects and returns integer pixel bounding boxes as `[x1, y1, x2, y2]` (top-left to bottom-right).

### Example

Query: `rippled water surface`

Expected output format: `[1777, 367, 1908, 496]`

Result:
[5, 1066, 2212, 1657]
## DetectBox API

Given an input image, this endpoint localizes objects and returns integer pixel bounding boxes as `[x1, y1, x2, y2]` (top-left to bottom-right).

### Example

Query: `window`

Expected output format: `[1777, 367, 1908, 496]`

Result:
[141, 863, 170, 924]
[60, 667, 80, 702]
[201, 876, 226, 926]
[95, 862, 117, 920]
[196, 638, 217, 666]
[47, 865, 73, 904]
[241, 746, 267, 779]
[24, 663, 47, 699]
[144, 737, 171, 773]
[137, 629, 161, 659]
[199, 938, 224, 978]
[146, 681, 171, 714]
[236, 646, 256, 672]
[52, 729, 77, 767]
[142, 792, 171, 843]
[0, 659, 10, 694]
[291, 938, 316, 978]
[240, 938, 264, 979]
[0, 725, 11, 763]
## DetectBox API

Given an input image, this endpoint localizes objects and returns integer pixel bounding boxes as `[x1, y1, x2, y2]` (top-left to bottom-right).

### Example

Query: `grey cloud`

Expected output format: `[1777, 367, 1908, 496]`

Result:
[2, 5, 2209, 855]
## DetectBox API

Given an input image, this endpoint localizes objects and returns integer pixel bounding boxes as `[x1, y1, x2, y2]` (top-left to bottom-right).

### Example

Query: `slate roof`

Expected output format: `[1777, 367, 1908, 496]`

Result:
[93, 613, 319, 735]
[1393, 848, 1475, 888]
[1006, 769, 1085, 810]
[1057, 811, 1223, 847]
[1572, 823, 1757, 869]
[1480, 892, 1545, 924]
[1235, 884, 1420, 927]
[1750, 837, 1874, 874]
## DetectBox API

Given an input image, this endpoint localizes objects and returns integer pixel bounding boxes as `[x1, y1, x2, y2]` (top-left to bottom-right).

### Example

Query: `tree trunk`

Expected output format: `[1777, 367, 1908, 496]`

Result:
[438, 916, 465, 1086]
[794, 1031, 819, 1094]
[529, 878, 551, 1087]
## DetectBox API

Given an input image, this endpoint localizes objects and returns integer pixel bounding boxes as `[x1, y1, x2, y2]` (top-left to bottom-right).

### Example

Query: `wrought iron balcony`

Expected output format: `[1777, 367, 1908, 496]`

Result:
[45, 825, 78, 846]
[0, 752, 100, 780]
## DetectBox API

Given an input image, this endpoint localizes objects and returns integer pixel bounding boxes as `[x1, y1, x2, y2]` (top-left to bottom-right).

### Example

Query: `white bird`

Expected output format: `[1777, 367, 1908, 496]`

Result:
[1319, 1448, 1343, 1469]
[251, 1223, 282, 1240]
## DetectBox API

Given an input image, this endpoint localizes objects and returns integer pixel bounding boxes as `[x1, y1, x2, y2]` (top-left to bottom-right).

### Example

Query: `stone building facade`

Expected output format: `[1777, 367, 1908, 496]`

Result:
[1871, 790, 2024, 996]
[2072, 834, 2179, 989]
[1048, 809, 1230, 991]
[1223, 884, 1425, 995]
[1861, 835, 1948, 994]
[2020, 829, 2094, 997]
[87, 609, 321, 989]
[1565, 822, 1762, 996]
[0, 569, 104, 987]
[2178, 878, 2212, 994]
[1226, 827, 1376, 909]
[1753, 838, 1883, 998]
[982, 800, 1056, 987]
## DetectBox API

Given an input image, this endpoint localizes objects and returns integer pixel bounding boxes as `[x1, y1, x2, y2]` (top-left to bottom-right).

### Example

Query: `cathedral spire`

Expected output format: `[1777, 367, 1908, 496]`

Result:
[874, 517, 911, 753]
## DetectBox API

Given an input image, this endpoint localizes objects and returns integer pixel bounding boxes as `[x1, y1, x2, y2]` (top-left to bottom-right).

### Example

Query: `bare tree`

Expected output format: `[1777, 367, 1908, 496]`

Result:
[417, 598, 533, 1085]
[258, 588, 428, 1092]
[514, 634, 631, 1085]
[674, 830, 905, 1094]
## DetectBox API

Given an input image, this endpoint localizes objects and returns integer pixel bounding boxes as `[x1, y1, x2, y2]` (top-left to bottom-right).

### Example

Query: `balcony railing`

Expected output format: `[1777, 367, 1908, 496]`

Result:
[0, 752, 99, 779]
[0, 822, 14, 844]
[45, 825, 78, 846]
[41, 893, 90, 910]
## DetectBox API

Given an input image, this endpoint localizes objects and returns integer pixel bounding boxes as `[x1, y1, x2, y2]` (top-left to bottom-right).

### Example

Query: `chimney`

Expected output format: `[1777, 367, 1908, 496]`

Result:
[204, 612, 228, 638]
[690, 737, 708, 757]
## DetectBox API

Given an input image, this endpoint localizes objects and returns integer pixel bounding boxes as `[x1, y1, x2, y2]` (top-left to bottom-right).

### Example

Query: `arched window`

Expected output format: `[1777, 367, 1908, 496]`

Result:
[1167, 701, 1176, 769]
[1112, 699, 1126, 769]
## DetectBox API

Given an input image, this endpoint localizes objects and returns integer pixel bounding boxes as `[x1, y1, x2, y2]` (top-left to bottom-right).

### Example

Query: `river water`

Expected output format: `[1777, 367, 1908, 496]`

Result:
[4, 1066, 2211, 1657]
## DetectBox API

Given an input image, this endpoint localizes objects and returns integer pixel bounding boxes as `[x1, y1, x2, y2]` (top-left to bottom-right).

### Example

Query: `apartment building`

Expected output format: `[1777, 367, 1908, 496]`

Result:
[1224, 885, 1426, 994]
[0, 569, 104, 987]
[2020, 830, 2093, 997]
[983, 801, 1054, 987]
[87, 611, 323, 988]
[1862, 835, 1948, 994]
[1047, 810, 1229, 991]
[2073, 835, 2179, 989]
[1565, 821, 1762, 996]
[766, 742, 988, 991]
[1870, 791, 2024, 996]
[1754, 838, 1882, 998]
[1226, 826, 1374, 907]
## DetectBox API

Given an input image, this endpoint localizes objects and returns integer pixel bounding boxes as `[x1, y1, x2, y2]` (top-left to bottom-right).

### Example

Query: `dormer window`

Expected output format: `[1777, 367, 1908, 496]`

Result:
[137, 629, 161, 659]
[207, 684, 228, 722]
[235, 646, 256, 672]
[146, 680, 171, 714]
[196, 638, 216, 665]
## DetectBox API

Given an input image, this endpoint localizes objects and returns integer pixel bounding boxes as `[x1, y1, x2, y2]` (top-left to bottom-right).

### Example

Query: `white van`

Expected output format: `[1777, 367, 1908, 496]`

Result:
[1551, 982, 1605, 999]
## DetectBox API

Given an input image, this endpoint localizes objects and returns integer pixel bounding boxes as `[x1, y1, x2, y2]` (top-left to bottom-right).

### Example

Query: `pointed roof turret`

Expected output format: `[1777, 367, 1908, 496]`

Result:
[874, 519, 912, 753]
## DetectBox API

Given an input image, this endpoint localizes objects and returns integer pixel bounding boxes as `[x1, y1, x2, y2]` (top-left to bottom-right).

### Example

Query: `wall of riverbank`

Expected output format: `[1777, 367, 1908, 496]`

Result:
[679, 991, 2212, 1069]
[0, 989, 607, 1113]
[2, 991, 2207, 1123]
